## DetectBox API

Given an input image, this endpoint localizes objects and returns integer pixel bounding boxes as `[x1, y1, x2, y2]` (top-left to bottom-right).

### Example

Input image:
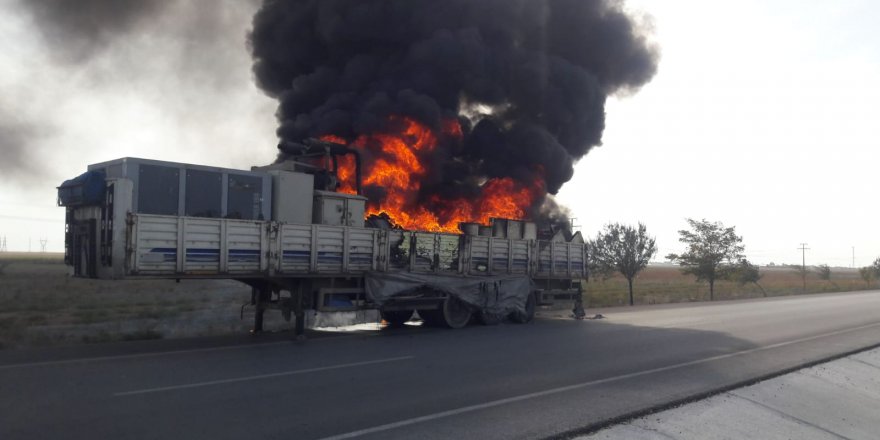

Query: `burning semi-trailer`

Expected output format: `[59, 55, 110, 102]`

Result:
[57, 145, 588, 333]
[55, 0, 658, 333]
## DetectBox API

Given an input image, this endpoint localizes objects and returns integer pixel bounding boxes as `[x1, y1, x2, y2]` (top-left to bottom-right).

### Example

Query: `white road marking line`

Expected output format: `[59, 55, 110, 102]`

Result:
[318, 321, 880, 440]
[114, 356, 414, 396]
[0, 341, 292, 370]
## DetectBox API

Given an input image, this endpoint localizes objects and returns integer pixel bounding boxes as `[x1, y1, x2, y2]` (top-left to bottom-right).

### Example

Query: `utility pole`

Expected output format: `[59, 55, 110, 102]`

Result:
[852, 246, 855, 268]
[798, 243, 810, 293]
[39, 237, 48, 253]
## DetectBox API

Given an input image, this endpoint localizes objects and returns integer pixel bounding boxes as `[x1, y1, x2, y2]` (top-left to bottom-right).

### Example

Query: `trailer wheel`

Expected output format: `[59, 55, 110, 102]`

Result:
[380, 310, 413, 327]
[440, 295, 472, 329]
[509, 292, 536, 324]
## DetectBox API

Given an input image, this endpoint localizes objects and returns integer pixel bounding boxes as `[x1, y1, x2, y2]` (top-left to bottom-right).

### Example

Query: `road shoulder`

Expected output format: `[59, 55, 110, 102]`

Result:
[577, 347, 880, 440]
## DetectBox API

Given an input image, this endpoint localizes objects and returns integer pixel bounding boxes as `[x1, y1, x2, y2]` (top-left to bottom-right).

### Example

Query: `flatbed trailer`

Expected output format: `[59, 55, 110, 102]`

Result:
[59, 156, 587, 334]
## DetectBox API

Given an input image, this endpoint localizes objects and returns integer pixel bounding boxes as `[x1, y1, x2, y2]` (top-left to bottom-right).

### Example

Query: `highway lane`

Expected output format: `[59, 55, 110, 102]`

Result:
[2, 290, 879, 440]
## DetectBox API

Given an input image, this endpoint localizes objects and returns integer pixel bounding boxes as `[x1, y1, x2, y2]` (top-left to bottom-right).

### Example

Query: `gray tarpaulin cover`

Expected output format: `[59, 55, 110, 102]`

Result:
[364, 271, 532, 317]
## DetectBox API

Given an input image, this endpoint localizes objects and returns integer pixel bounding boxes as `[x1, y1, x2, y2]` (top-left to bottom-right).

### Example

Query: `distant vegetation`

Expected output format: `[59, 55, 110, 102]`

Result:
[816, 264, 832, 281]
[719, 259, 766, 296]
[584, 264, 873, 308]
[858, 258, 880, 288]
[581, 218, 878, 307]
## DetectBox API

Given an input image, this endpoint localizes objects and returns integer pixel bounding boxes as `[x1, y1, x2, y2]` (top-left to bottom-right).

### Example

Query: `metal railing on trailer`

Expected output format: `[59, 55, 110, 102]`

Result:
[126, 213, 587, 280]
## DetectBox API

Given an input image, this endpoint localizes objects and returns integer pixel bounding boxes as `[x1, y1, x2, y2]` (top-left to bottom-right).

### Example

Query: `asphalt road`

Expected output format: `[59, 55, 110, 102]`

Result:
[2, 290, 880, 440]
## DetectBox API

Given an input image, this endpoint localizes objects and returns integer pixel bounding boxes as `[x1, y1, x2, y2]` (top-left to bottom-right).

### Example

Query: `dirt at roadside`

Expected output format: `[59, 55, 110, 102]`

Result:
[0, 255, 288, 349]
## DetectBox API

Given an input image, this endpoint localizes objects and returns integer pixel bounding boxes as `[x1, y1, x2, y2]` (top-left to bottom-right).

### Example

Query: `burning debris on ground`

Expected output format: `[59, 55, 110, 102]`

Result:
[250, 0, 658, 233]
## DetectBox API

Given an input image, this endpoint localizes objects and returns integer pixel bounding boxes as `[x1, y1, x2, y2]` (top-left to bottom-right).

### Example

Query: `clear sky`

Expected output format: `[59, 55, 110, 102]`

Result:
[558, 0, 880, 267]
[1, 0, 878, 267]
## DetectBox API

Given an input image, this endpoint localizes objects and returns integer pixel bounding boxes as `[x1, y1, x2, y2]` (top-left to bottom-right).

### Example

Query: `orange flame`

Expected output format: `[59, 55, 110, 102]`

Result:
[322, 117, 542, 233]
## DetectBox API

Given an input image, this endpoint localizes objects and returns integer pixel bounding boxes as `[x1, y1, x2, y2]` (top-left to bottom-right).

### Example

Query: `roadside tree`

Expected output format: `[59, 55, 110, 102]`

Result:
[859, 267, 874, 287]
[816, 264, 832, 281]
[585, 241, 614, 282]
[667, 218, 745, 300]
[591, 223, 657, 306]
[720, 258, 766, 297]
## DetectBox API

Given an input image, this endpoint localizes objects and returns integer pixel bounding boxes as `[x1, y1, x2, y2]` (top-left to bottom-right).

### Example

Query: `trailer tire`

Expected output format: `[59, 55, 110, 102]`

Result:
[509, 292, 536, 324]
[440, 295, 472, 329]
[380, 310, 413, 327]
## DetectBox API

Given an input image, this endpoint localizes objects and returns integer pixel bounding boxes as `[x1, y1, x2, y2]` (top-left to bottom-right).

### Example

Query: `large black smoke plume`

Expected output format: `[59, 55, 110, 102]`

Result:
[249, 0, 659, 223]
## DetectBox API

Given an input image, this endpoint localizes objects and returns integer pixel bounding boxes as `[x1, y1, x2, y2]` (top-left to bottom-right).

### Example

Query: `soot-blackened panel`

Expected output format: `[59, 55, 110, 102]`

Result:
[138, 164, 179, 215]
[228, 174, 263, 220]
[185, 169, 222, 218]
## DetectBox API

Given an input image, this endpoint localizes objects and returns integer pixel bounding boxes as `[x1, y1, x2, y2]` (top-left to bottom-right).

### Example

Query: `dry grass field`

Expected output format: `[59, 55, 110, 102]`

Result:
[583, 264, 873, 308]
[0, 254, 875, 349]
[0, 253, 257, 349]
